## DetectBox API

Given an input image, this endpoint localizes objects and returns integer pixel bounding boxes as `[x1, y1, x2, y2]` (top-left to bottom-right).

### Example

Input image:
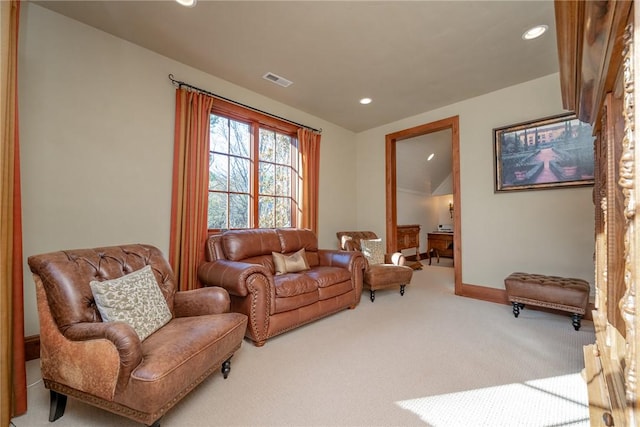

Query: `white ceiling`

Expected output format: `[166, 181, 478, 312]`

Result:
[33, 0, 559, 133]
[397, 131, 452, 195]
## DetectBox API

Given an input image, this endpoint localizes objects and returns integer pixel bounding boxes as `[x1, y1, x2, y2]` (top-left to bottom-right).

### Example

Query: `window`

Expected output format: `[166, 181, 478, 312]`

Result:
[207, 103, 301, 231]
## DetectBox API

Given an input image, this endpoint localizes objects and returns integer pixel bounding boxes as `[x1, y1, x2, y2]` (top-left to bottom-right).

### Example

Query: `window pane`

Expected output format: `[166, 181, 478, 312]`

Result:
[208, 192, 228, 229]
[259, 162, 275, 195]
[209, 153, 228, 191]
[229, 121, 250, 157]
[275, 134, 291, 164]
[275, 198, 291, 228]
[210, 115, 229, 154]
[258, 196, 275, 228]
[229, 157, 249, 193]
[259, 129, 275, 162]
[208, 108, 301, 231]
[229, 194, 249, 229]
[275, 165, 290, 196]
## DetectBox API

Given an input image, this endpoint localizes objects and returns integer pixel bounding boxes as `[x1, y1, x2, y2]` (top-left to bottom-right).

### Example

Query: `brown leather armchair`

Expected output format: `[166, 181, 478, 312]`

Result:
[336, 231, 413, 302]
[27, 244, 248, 427]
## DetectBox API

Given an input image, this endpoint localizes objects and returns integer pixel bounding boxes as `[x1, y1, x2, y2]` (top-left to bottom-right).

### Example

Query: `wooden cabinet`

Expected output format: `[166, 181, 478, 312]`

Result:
[556, 1, 638, 424]
[427, 233, 453, 265]
[397, 224, 420, 260]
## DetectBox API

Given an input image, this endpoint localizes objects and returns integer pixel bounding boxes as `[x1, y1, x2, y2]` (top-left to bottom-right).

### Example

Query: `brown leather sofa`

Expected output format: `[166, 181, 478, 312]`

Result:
[198, 228, 366, 346]
[28, 244, 248, 426]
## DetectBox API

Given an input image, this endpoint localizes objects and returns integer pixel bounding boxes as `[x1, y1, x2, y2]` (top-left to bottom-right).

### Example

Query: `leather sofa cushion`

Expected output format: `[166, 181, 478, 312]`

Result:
[273, 274, 319, 313]
[222, 229, 281, 261]
[276, 228, 318, 253]
[305, 266, 351, 288]
[240, 254, 276, 273]
[274, 274, 318, 297]
[274, 290, 319, 313]
[318, 280, 353, 300]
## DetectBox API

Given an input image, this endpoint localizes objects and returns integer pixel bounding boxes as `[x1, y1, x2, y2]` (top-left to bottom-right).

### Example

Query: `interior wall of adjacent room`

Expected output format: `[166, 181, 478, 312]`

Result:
[355, 73, 594, 291]
[395, 193, 453, 259]
[17, 3, 358, 336]
[396, 189, 430, 258]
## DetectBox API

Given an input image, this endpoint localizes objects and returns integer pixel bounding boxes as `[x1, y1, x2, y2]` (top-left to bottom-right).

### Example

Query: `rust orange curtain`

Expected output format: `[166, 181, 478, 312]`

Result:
[1, 0, 27, 422]
[298, 128, 321, 235]
[169, 88, 214, 291]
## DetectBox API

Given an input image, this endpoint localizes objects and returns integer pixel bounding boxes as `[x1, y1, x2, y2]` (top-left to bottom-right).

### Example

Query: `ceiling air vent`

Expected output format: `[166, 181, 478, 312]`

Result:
[263, 72, 293, 88]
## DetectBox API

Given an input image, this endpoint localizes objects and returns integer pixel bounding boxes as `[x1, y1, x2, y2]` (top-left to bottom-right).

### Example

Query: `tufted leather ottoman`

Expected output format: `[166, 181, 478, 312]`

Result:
[504, 272, 590, 330]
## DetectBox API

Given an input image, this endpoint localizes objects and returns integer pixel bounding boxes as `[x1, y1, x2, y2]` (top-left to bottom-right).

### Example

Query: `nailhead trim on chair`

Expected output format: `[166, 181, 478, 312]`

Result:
[43, 345, 239, 426]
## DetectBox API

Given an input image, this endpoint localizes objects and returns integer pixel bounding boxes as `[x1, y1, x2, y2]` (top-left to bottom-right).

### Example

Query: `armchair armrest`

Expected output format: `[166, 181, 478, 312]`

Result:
[63, 321, 142, 394]
[174, 287, 230, 316]
[343, 240, 359, 251]
[197, 259, 272, 297]
[386, 252, 406, 266]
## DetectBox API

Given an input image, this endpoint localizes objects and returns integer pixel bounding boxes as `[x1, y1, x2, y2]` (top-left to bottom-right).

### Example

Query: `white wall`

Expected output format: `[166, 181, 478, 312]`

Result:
[18, 4, 358, 335]
[433, 174, 453, 196]
[355, 74, 595, 290]
[433, 194, 454, 227]
[396, 189, 430, 257]
[396, 191, 454, 256]
[18, 4, 596, 338]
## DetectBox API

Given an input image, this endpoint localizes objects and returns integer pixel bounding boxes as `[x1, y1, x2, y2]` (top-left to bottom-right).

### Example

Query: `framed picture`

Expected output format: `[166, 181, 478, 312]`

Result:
[493, 113, 595, 192]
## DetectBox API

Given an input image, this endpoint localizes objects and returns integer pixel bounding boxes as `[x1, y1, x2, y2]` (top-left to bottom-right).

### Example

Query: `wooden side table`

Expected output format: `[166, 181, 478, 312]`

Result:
[427, 232, 453, 265]
[397, 224, 420, 260]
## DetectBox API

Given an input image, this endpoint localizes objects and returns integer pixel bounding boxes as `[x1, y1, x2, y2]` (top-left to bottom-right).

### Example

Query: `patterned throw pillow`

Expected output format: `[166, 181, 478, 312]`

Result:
[360, 239, 385, 265]
[272, 248, 310, 275]
[90, 265, 172, 341]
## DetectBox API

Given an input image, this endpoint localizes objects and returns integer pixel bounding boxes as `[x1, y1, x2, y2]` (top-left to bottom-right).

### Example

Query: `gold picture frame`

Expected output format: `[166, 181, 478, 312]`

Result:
[493, 113, 595, 192]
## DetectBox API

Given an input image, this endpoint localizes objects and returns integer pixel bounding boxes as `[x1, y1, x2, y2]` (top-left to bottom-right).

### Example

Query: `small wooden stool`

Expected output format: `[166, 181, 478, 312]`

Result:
[504, 272, 590, 330]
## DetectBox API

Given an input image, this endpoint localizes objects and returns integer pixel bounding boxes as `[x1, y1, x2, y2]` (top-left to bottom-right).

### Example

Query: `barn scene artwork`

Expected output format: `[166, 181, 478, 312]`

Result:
[494, 113, 595, 192]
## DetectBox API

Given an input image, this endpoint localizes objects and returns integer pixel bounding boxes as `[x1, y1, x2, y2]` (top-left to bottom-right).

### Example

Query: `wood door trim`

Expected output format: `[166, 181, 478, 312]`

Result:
[385, 115, 462, 295]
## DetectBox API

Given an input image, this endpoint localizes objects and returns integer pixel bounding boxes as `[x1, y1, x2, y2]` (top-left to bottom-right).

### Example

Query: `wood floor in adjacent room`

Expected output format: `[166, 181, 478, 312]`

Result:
[13, 261, 593, 426]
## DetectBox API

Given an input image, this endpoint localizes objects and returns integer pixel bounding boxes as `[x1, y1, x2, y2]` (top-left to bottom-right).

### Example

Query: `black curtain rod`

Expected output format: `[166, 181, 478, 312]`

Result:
[168, 74, 322, 133]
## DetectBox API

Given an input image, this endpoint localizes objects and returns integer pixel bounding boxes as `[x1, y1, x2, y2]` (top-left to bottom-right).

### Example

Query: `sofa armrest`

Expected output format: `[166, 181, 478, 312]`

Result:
[63, 321, 142, 394]
[198, 259, 276, 343]
[198, 259, 272, 297]
[174, 287, 230, 316]
[318, 249, 366, 272]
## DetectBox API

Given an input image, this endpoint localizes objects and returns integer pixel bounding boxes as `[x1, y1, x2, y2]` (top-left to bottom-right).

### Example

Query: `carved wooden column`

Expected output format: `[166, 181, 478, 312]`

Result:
[556, 1, 638, 425]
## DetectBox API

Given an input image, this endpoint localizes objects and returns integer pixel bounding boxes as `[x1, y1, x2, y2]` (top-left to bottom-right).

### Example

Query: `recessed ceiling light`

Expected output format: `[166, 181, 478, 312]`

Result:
[427, 153, 435, 161]
[359, 98, 372, 105]
[522, 25, 548, 40]
[175, 0, 197, 7]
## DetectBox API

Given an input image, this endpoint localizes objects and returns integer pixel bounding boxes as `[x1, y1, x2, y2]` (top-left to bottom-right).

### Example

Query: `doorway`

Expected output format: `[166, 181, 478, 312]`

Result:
[385, 115, 461, 295]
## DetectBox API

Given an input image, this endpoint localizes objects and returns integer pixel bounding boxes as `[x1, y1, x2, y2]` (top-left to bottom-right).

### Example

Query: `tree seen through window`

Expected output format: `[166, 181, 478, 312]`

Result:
[208, 113, 299, 230]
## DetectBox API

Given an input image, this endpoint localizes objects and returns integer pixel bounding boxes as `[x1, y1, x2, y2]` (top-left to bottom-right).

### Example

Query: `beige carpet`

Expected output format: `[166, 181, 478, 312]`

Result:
[12, 261, 594, 426]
